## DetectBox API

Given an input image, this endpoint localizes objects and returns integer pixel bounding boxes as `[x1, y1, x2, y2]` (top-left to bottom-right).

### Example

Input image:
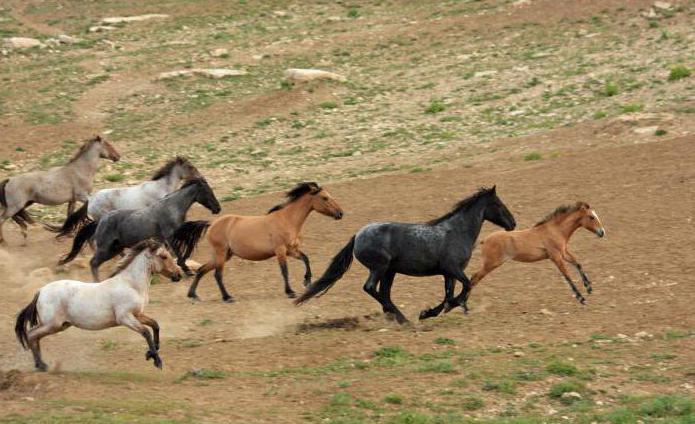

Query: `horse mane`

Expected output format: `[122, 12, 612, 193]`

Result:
[267, 182, 321, 214]
[427, 187, 494, 225]
[108, 240, 160, 278]
[535, 202, 589, 226]
[151, 156, 193, 180]
[68, 136, 101, 163]
[180, 177, 205, 189]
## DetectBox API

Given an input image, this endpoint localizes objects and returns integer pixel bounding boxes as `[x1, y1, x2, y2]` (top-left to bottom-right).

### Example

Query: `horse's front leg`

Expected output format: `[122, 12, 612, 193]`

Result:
[289, 249, 312, 287]
[275, 246, 295, 298]
[119, 313, 162, 369]
[563, 250, 592, 294]
[419, 276, 455, 320]
[165, 238, 192, 278]
[66, 200, 75, 218]
[444, 271, 473, 314]
[550, 255, 586, 304]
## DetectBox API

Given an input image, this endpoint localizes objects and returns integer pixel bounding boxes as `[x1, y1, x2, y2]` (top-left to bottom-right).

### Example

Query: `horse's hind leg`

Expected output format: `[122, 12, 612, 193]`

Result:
[377, 271, 409, 325]
[27, 322, 65, 371]
[119, 313, 162, 369]
[275, 246, 296, 298]
[188, 261, 213, 300]
[419, 276, 454, 320]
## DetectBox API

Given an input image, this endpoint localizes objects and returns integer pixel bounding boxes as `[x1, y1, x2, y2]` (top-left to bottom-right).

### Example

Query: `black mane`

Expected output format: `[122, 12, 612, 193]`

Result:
[151, 156, 192, 180]
[180, 177, 206, 189]
[427, 187, 494, 225]
[268, 182, 321, 214]
[535, 202, 588, 226]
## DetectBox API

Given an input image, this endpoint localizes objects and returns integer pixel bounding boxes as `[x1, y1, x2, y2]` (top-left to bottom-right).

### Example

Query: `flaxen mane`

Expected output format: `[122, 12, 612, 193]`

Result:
[268, 182, 322, 214]
[108, 240, 160, 278]
[151, 156, 193, 180]
[427, 187, 494, 225]
[68, 136, 102, 163]
[535, 202, 589, 226]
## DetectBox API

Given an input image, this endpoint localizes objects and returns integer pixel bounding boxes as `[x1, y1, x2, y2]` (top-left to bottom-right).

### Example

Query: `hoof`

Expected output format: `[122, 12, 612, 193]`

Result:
[223, 296, 235, 303]
[578, 297, 586, 305]
[396, 317, 411, 326]
[286, 292, 297, 299]
[187, 293, 200, 301]
[35, 362, 48, 372]
[419, 310, 432, 320]
[303, 279, 311, 288]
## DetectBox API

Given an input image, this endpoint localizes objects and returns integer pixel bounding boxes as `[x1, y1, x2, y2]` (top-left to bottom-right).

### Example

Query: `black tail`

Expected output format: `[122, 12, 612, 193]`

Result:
[0, 179, 7, 209]
[295, 236, 355, 305]
[15, 292, 40, 350]
[1, 179, 36, 226]
[170, 220, 210, 260]
[46, 202, 90, 238]
[58, 220, 98, 265]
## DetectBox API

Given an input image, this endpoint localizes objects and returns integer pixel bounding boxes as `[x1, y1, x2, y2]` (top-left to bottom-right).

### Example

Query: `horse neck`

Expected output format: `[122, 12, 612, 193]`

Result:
[439, 197, 487, 237]
[161, 166, 184, 192]
[551, 211, 583, 240]
[66, 144, 101, 176]
[276, 195, 313, 231]
[161, 185, 198, 220]
[116, 253, 152, 294]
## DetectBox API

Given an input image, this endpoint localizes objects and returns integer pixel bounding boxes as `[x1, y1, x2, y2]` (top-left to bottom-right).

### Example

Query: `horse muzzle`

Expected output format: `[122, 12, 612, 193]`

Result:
[595, 228, 605, 238]
[170, 273, 182, 282]
[334, 211, 344, 220]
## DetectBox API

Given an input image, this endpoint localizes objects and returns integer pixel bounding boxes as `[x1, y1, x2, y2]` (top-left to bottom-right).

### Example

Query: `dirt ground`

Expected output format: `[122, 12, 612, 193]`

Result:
[1, 0, 694, 423]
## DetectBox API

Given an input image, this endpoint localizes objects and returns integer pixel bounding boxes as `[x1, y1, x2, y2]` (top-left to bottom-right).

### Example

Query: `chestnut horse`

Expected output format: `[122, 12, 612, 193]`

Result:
[447, 201, 605, 311]
[173, 182, 344, 302]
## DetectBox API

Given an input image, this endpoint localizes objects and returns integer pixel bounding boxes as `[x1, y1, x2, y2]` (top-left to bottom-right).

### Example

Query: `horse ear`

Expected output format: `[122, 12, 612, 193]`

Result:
[94, 135, 102, 142]
[491, 185, 496, 193]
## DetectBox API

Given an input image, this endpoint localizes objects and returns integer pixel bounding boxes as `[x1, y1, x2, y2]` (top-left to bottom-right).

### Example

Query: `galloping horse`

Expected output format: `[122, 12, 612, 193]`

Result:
[0, 136, 120, 244]
[51, 156, 201, 238]
[16, 240, 181, 371]
[59, 178, 221, 281]
[295, 186, 516, 324]
[175, 182, 344, 302]
[448, 201, 605, 309]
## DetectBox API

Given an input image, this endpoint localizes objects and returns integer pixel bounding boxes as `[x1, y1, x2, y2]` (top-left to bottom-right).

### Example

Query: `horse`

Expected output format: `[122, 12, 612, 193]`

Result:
[294, 186, 516, 324]
[50, 156, 201, 238]
[448, 201, 605, 309]
[175, 182, 344, 302]
[58, 177, 221, 281]
[0, 135, 120, 244]
[15, 240, 182, 371]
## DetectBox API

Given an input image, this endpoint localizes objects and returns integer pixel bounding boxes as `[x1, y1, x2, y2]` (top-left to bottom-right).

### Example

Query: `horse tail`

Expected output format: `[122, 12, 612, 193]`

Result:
[46, 202, 90, 238]
[0, 179, 8, 210]
[295, 235, 356, 305]
[15, 292, 40, 350]
[170, 220, 210, 260]
[58, 220, 98, 265]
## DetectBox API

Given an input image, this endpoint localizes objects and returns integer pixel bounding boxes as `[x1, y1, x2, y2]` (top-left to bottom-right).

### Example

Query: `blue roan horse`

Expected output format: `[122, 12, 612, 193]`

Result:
[295, 186, 516, 324]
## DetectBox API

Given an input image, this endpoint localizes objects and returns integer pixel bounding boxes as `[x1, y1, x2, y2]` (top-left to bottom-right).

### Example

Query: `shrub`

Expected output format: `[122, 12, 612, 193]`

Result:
[425, 99, 446, 114]
[668, 65, 691, 81]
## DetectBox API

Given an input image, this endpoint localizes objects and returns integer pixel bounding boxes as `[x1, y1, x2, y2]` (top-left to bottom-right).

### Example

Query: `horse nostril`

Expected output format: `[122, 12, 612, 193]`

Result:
[335, 211, 344, 220]
[171, 274, 181, 282]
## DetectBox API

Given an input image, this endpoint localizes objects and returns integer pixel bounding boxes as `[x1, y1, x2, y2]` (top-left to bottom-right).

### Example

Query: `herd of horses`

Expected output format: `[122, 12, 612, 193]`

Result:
[3, 136, 605, 371]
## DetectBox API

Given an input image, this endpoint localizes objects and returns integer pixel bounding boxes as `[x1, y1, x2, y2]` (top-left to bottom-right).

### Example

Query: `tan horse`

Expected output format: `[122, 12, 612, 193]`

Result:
[0, 136, 120, 243]
[178, 182, 344, 302]
[449, 202, 605, 309]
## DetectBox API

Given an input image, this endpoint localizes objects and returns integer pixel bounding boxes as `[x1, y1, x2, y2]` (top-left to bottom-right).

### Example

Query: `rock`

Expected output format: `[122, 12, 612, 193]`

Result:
[643, 8, 658, 19]
[29, 267, 54, 281]
[89, 25, 116, 33]
[156, 68, 247, 80]
[634, 331, 653, 339]
[3, 37, 44, 49]
[513, 0, 531, 6]
[653, 1, 672, 10]
[326, 16, 343, 22]
[101, 14, 169, 24]
[539, 308, 554, 316]
[284, 68, 347, 83]
[561, 392, 582, 400]
[210, 48, 228, 57]
[252, 53, 270, 60]
[513, 351, 525, 357]
[633, 126, 659, 135]
[185, 259, 202, 272]
[474, 70, 498, 78]
[273, 10, 289, 17]
[58, 34, 81, 44]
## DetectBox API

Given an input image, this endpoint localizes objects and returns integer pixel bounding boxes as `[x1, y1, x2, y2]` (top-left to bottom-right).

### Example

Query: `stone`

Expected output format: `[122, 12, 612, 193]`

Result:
[539, 308, 554, 316]
[156, 68, 247, 80]
[210, 48, 228, 57]
[474, 70, 498, 78]
[3, 37, 44, 49]
[561, 391, 582, 400]
[634, 331, 653, 339]
[58, 34, 81, 44]
[653, 1, 672, 10]
[633, 126, 659, 135]
[284, 68, 347, 83]
[513, 351, 525, 357]
[101, 14, 169, 24]
[89, 25, 116, 33]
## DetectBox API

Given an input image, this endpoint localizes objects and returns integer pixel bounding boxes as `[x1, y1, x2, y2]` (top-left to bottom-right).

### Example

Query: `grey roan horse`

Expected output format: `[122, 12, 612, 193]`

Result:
[59, 178, 221, 281]
[295, 186, 516, 324]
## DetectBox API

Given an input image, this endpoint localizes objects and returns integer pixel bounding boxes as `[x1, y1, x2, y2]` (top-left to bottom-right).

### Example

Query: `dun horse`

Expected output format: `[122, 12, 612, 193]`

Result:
[448, 201, 605, 309]
[295, 186, 516, 324]
[15, 240, 181, 371]
[174, 182, 344, 302]
[59, 178, 221, 281]
[0, 136, 120, 244]
[51, 156, 201, 238]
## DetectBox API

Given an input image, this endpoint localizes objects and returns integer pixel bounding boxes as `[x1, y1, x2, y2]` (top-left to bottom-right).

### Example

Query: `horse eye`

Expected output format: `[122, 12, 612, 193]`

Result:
[588, 216, 595, 220]
[322, 196, 329, 200]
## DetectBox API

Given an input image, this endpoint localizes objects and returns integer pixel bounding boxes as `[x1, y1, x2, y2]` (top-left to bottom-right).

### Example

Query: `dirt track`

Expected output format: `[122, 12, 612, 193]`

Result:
[1, 131, 693, 422]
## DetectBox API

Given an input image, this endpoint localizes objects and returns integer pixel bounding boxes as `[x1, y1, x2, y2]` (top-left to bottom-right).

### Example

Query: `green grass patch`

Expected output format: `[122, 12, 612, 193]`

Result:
[603, 82, 619, 97]
[482, 379, 516, 395]
[424, 99, 446, 114]
[434, 337, 455, 345]
[668, 65, 691, 81]
[179, 368, 227, 381]
[384, 393, 403, 405]
[523, 152, 542, 161]
[620, 103, 644, 113]
[546, 359, 579, 377]
[104, 173, 125, 183]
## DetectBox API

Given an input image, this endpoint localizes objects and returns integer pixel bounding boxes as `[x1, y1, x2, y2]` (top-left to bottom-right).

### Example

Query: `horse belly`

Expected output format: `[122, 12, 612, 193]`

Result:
[31, 172, 72, 205]
[66, 295, 117, 330]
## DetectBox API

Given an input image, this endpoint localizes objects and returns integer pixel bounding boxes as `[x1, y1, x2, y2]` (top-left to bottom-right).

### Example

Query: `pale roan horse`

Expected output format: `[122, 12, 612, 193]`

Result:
[0, 136, 120, 244]
[51, 156, 202, 238]
[15, 240, 182, 371]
